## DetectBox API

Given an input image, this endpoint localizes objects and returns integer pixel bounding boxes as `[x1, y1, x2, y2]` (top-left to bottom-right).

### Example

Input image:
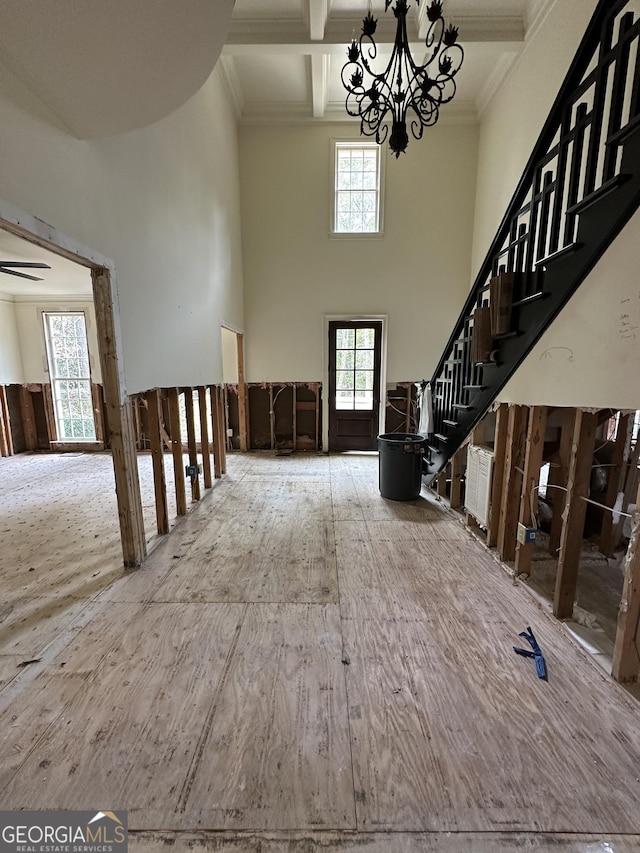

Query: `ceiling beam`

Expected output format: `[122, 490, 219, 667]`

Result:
[307, 0, 329, 41]
[224, 14, 525, 53]
[310, 53, 329, 118]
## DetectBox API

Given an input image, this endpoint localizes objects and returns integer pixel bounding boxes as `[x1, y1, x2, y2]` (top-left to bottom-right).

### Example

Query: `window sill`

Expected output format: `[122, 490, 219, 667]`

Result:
[329, 231, 385, 240]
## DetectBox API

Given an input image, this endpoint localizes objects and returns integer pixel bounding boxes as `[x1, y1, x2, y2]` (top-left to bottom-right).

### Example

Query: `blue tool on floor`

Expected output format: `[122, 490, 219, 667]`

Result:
[513, 626, 548, 680]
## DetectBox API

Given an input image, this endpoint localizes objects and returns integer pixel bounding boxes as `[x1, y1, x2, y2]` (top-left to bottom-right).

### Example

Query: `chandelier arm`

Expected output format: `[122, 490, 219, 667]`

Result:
[341, 0, 464, 157]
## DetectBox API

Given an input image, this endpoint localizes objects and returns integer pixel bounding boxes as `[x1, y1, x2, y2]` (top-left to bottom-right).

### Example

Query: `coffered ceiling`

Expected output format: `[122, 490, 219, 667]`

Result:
[223, 0, 554, 125]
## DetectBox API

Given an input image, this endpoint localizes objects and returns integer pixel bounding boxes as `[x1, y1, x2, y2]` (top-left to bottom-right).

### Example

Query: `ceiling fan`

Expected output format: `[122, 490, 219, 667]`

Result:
[0, 261, 51, 281]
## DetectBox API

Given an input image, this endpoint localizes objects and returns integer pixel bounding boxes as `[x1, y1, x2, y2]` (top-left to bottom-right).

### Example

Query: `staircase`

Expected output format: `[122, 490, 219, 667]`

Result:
[425, 0, 640, 479]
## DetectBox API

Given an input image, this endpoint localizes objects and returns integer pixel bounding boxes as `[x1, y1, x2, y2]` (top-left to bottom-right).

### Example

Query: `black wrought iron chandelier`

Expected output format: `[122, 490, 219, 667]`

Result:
[342, 0, 464, 157]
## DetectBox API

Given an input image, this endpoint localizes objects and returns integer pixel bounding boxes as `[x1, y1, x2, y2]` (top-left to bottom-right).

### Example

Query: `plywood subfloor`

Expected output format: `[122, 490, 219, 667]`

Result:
[0, 450, 198, 667]
[1, 451, 639, 851]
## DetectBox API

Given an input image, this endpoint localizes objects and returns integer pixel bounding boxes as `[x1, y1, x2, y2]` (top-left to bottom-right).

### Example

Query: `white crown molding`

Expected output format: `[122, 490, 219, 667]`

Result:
[239, 98, 477, 127]
[218, 55, 244, 120]
[225, 14, 526, 52]
[12, 294, 93, 304]
[525, 0, 558, 44]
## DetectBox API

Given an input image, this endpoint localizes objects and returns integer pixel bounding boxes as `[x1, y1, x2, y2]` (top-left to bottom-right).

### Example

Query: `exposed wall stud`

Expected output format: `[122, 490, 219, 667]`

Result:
[198, 386, 212, 489]
[497, 405, 529, 562]
[146, 388, 169, 535]
[237, 333, 248, 451]
[553, 409, 598, 619]
[215, 385, 227, 474]
[210, 385, 222, 479]
[184, 387, 201, 503]
[515, 405, 547, 577]
[487, 403, 508, 547]
[548, 408, 577, 556]
[600, 413, 632, 556]
[612, 482, 640, 683]
[450, 448, 464, 510]
[42, 384, 57, 445]
[0, 385, 13, 456]
[92, 268, 146, 567]
[19, 385, 37, 450]
[167, 387, 187, 516]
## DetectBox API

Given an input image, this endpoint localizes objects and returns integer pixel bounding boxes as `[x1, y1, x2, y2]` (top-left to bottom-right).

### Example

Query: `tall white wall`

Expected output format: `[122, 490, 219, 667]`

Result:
[473, 0, 639, 410]
[0, 294, 22, 384]
[0, 64, 244, 393]
[239, 123, 478, 384]
[472, 0, 599, 272]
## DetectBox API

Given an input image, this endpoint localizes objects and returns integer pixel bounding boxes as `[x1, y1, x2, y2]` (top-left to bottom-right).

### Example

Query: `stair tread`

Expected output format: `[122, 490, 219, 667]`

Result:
[512, 291, 548, 308]
[606, 114, 640, 148]
[536, 242, 581, 269]
[567, 174, 630, 216]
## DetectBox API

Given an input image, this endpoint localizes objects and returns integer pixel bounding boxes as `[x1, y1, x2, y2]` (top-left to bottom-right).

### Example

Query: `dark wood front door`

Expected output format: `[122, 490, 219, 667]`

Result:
[328, 320, 382, 451]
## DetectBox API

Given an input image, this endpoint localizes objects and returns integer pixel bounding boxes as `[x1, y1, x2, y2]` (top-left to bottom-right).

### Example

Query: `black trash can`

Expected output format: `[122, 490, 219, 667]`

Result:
[378, 433, 427, 501]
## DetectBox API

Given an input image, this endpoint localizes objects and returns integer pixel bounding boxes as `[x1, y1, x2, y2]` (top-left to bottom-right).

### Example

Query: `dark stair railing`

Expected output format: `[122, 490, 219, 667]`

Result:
[425, 0, 640, 478]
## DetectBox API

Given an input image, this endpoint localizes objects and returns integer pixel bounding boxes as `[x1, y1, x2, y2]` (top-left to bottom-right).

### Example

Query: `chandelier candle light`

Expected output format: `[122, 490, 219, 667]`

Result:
[342, 0, 464, 157]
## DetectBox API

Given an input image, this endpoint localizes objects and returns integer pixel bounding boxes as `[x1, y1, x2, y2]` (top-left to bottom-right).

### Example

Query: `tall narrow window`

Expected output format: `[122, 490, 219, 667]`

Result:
[43, 312, 96, 441]
[333, 142, 382, 234]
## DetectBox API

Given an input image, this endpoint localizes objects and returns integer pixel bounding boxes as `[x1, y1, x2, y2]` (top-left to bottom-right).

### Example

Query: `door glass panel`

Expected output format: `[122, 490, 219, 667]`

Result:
[336, 328, 355, 348]
[356, 328, 375, 348]
[336, 349, 354, 370]
[355, 349, 374, 369]
[333, 326, 377, 412]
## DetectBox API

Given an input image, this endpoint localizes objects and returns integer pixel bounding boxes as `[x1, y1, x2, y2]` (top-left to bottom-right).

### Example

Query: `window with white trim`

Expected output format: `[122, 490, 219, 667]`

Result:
[43, 311, 96, 441]
[333, 142, 383, 234]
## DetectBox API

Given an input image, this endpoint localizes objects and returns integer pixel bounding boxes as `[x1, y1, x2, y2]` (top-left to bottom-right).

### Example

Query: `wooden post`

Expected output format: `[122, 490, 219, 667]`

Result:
[146, 388, 169, 535]
[293, 384, 297, 452]
[600, 413, 632, 556]
[19, 386, 37, 450]
[42, 383, 57, 444]
[405, 385, 412, 432]
[91, 268, 146, 567]
[437, 466, 448, 499]
[269, 384, 275, 451]
[487, 403, 509, 548]
[0, 385, 12, 456]
[315, 383, 321, 451]
[548, 408, 577, 556]
[237, 333, 248, 452]
[450, 448, 464, 510]
[612, 482, 640, 683]
[167, 387, 187, 516]
[210, 384, 222, 479]
[514, 406, 547, 577]
[612, 433, 640, 553]
[91, 383, 105, 445]
[553, 409, 598, 619]
[183, 387, 201, 503]
[198, 387, 212, 489]
[215, 385, 227, 474]
[497, 405, 529, 562]
[132, 395, 143, 449]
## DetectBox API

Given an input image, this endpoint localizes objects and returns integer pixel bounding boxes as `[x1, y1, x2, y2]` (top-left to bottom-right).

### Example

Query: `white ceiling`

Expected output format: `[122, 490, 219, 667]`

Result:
[0, 0, 554, 297]
[0, 232, 91, 299]
[0, 0, 234, 139]
[223, 0, 554, 125]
